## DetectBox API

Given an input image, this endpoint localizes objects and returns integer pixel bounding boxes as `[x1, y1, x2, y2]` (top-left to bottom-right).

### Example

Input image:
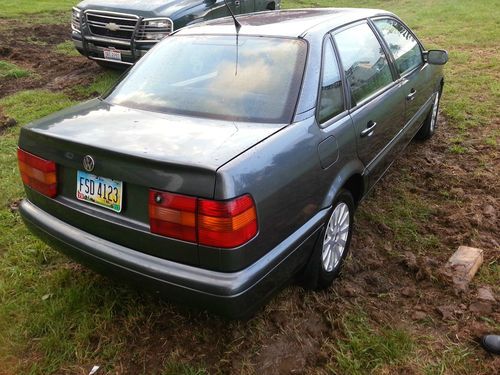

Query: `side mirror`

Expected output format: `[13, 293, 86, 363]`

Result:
[425, 50, 449, 65]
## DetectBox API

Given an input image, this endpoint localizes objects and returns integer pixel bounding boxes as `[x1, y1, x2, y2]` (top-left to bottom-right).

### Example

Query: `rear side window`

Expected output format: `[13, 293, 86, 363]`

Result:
[318, 39, 344, 123]
[334, 23, 393, 105]
[374, 18, 423, 75]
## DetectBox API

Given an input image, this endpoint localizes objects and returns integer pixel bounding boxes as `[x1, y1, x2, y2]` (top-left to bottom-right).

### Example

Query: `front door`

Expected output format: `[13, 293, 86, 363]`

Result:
[333, 22, 405, 187]
[373, 18, 434, 139]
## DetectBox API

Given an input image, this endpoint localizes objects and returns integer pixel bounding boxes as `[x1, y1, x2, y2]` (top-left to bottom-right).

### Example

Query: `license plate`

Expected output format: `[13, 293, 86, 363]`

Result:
[76, 171, 123, 212]
[103, 48, 122, 61]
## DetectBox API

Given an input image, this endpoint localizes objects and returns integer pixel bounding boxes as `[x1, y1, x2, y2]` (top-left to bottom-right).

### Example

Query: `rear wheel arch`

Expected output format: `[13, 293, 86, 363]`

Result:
[321, 159, 366, 209]
[342, 173, 364, 207]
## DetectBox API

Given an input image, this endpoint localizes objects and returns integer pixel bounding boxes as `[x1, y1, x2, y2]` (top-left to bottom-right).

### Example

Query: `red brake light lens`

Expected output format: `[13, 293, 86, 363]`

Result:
[17, 148, 57, 198]
[149, 190, 197, 242]
[148, 191, 258, 248]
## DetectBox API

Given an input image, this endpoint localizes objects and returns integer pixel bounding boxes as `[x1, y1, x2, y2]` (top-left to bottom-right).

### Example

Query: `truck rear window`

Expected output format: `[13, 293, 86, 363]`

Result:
[105, 35, 307, 123]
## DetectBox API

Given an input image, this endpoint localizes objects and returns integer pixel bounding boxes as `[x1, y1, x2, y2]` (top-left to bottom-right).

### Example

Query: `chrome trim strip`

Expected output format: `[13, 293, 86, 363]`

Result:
[88, 22, 136, 31]
[84, 9, 140, 19]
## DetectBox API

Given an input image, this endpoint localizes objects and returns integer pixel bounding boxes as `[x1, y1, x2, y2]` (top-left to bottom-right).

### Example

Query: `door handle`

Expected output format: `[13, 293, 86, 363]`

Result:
[406, 89, 417, 101]
[360, 121, 377, 137]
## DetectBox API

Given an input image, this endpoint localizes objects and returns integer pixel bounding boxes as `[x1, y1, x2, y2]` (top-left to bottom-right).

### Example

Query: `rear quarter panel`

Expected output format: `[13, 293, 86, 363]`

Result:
[213, 114, 360, 272]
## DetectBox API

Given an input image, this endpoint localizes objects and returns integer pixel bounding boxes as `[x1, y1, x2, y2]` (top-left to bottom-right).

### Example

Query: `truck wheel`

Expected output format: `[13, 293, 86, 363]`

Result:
[301, 189, 354, 290]
[415, 90, 441, 140]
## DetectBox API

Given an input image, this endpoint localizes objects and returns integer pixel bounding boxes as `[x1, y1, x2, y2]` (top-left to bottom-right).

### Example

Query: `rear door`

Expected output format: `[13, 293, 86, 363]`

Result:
[333, 21, 405, 187]
[372, 17, 434, 140]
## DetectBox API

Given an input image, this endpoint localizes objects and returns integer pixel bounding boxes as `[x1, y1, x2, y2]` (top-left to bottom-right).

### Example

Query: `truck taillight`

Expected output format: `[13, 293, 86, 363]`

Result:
[149, 190, 258, 248]
[17, 148, 57, 198]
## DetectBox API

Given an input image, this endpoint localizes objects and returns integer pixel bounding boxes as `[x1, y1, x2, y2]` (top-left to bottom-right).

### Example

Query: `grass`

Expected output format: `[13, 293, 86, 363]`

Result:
[0, 0, 499, 374]
[0, 0, 76, 18]
[0, 90, 77, 127]
[327, 311, 415, 373]
[73, 70, 122, 97]
[54, 41, 81, 57]
[0, 60, 30, 79]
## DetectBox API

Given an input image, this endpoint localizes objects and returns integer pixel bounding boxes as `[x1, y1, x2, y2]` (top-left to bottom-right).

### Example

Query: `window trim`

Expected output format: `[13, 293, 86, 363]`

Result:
[331, 20, 398, 112]
[369, 16, 426, 78]
[315, 34, 349, 128]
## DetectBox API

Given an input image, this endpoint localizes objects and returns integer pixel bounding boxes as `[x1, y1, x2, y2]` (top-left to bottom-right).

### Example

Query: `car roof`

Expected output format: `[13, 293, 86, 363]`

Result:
[176, 8, 393, 38]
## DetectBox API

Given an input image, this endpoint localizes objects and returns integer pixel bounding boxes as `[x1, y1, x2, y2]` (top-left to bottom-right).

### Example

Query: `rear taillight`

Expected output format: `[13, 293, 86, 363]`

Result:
[149, 190, 197, 242]
[17, 148, 57, 198]
[198, 195, 258, 248]
[149, 190, 258, 248]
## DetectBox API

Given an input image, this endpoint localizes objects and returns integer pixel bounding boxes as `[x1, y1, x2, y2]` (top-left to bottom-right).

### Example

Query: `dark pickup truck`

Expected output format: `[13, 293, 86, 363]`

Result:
[71, 0, 280, 67]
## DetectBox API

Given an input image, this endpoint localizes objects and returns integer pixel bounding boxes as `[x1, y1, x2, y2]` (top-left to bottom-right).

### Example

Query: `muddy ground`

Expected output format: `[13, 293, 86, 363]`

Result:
[0, 20, 102, 101]
[0, 17, 498, 375]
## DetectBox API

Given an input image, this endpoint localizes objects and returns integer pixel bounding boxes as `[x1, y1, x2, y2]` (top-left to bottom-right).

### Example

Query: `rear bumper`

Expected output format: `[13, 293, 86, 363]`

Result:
[20, 199, 324, 318]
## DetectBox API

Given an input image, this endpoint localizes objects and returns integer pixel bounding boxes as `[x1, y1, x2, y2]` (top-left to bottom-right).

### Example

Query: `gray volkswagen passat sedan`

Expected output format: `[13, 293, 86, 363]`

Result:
[17, 8, 447, 318]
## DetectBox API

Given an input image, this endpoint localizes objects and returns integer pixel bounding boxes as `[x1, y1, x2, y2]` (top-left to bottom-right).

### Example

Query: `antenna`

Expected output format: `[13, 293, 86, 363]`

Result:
[222, 0, 241, 76]
[223, 0, 241, 33]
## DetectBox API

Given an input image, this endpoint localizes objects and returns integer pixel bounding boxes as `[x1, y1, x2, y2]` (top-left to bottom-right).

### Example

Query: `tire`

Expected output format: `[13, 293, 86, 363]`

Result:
[300, 189, 355, 290]
[415, 89, 441, 140]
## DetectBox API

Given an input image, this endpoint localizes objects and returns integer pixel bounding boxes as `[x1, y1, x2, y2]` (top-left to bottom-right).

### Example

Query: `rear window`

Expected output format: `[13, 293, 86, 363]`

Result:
[105, 35, 307, 123]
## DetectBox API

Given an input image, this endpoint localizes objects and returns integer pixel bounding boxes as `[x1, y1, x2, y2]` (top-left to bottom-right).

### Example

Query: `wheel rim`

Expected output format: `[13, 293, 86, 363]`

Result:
[430, 92, 439, 132]
[322, 202, 350, 272]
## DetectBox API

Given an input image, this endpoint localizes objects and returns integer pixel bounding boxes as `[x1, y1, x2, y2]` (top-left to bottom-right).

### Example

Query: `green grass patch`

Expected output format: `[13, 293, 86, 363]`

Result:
[328, 311, 414, 373]
[0, 89, 77, 126]
[0, 60, 30, 79]
[423, 344, 474, 375]
[0, 0, 76, 18]
[54, 40, 81, 57]
[358, 186, 439, 253]
[74, 70, 122, 97]
[476, 259, 500, 287]
[449, 144, 467, 154]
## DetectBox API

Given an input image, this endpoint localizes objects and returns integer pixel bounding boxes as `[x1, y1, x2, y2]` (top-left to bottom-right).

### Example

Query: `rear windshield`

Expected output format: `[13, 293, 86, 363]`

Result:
[105, 35, 307, 123]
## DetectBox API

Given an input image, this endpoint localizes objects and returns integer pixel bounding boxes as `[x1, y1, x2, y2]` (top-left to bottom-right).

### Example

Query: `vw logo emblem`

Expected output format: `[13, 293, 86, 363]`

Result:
[83, 155, 95, 172]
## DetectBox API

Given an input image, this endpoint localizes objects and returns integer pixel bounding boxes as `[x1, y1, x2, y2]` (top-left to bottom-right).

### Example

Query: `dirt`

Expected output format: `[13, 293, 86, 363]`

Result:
[1, 16, 499, 375]
[0, 19, 102, 100]
[0, 109, 17, 134]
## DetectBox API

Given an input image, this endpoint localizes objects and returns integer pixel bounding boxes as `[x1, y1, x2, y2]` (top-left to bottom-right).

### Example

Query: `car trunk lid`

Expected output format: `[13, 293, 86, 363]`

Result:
[19, 99, 285, 267]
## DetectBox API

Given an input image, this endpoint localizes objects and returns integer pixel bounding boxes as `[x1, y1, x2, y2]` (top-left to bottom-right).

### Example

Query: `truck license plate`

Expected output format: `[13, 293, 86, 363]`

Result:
[76, 170, 123, 212]
[103, 48, 122, 61]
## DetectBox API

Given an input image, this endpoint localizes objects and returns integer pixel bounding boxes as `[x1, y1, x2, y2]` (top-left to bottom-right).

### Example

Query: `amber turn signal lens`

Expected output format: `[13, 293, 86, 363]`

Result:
[198, 195, 257, 248]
